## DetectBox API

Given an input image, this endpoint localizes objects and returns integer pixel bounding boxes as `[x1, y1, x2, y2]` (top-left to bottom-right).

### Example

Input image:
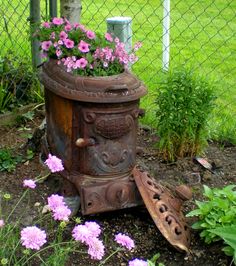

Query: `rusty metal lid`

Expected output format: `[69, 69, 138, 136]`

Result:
[40, 60, 147, 103]
[132, 167, 191, 253]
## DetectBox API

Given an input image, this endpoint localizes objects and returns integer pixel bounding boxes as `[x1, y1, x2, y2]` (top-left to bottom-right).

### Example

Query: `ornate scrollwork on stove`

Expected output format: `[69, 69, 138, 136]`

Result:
[105, 182, 130, 207]
[95, 114, 134, 139]
[83, 112, 96, 123]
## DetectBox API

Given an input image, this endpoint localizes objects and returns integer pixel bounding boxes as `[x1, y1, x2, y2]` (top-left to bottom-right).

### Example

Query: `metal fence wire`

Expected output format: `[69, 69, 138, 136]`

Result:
[0, 0, 236, 137]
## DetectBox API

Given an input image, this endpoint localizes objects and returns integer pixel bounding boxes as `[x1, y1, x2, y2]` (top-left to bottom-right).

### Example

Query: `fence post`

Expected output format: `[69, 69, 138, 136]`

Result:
[162, 0, 170, 71]
[60, 0, 82, 23]
[106, 17, 132, 54]
[49, 0, 58, 18]
[29, 0, 41, 69]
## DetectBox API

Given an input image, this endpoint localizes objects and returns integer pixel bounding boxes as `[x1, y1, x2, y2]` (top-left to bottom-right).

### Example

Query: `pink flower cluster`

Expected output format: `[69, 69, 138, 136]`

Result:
[37, 17, 142, 75]
[128, 258, 148, 266]
[20, 226, 47, 250]
[72, 221, 104, 260]
[44, 153, 64, 173]
[23, 179, 36, 189]
[114, 233, 135, 250]
[47, 194, 71, 221]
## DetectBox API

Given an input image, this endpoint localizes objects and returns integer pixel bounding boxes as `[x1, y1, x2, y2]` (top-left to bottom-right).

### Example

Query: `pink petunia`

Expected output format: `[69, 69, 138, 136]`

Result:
[75, 58, 88, 69]
[47, 194, 65, 211]
[0, 219, 4, 228]
[65, 24, 72, 31]
[41, 41, 52, 51]
[78, 40, 90, 53]
[44, 154, 64, 173]
[87, 237, 105, 260]
[42, 22, 51, 28]
[105, 32, 113, 42]
[52, 17, 64, 25]
[86, 30, 96, 40]
[128, 259, 148, 266]
[59, 31, 68, 41]
[115, 233, 135, 250]
[56, 49, 62, 57]
[64, 39, 74, 49]
[20, 226, 47, 250]
[52, 205, 71, 221]
[50, 32, 56, 39]
[23, 179, 36, 189]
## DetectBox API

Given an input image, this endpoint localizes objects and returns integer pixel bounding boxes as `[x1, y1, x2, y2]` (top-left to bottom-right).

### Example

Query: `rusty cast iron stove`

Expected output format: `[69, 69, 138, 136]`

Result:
[40, 60, 191, 252]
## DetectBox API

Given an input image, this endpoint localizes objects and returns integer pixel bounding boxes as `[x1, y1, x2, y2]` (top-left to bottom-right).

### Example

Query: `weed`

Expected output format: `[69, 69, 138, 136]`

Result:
[154, 67, 216, 161]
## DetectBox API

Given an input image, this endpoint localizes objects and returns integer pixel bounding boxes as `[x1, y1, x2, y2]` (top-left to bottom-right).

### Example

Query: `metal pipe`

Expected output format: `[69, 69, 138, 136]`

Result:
[49, 0, 57, 18]
[162, 0, 170, 71]
[29, 0, 41, 69]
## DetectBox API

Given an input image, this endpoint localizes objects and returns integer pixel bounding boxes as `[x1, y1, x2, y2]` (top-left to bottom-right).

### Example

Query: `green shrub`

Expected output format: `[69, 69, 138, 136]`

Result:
[154, 67, 216, 161]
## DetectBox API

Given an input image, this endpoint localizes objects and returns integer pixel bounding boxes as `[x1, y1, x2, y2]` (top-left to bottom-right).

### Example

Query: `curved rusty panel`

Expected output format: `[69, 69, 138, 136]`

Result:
[132, 167, 191, 253]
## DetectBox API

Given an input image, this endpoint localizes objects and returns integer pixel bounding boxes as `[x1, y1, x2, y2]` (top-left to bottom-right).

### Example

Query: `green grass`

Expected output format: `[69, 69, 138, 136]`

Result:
[1, 0, 236, 142]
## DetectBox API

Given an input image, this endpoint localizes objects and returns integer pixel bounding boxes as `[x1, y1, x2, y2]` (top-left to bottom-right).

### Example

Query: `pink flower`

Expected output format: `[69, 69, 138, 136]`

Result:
[65, 24, 72, 31]
[86, 30, 96, 39]
[87, 237, 105, 260]
[20, 226, 47, 250]
[64, 39, 74, 49]
[41, 41, 52, 51]
[44, 154, 64, 173]
[52, 205, 71, 221]
[58, 40, 63, 45]
[42, 22, 50, 28]
[47, 194, 65, 211]
[23, 179, 36, 189]
[78, 40, 90, 53]
[50, 32, 56, 39]
[114, 37, 120, 43]
[105, 32, 113, 42]
[75, 58, 88, 69]
[72, 224, 94, 244]
[59, 31, 68, 41]
[115, 233, 135, 250]
[0, 219, 4, 228]
[56, 49, 62, 57]
[85, 222, 101, 238]
[103, 62, 108, 68]
[52, 17, 64, 25]
[40, 52, 47, 59]
[128, 259, 148, 266]
[134, 41, 142, 51]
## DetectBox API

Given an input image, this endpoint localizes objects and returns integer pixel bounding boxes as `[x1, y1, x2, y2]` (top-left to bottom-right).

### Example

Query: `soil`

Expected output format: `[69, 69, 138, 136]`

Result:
[0, 113, 235, 266]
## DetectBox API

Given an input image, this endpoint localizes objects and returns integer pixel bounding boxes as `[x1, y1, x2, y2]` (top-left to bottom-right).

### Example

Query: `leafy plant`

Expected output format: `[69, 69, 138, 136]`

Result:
[0, 81, 13, 113]
[0, 149, 22, 172]
[209, 226, 236, 265]
[148, 253, 165, 266]
[187, 185, 236, 244]
[154, 67, 216, 161]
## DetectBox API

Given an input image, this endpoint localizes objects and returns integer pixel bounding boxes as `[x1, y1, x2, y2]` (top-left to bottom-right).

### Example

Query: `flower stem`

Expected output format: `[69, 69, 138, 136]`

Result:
[98, 247, 123, 266]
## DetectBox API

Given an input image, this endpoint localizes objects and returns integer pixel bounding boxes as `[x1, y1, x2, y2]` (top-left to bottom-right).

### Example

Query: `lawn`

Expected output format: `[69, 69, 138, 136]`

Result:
[1, 0, 236, 142]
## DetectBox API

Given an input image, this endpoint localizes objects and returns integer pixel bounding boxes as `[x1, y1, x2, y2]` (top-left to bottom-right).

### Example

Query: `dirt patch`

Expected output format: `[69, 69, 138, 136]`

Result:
[0, 116, 235, 266]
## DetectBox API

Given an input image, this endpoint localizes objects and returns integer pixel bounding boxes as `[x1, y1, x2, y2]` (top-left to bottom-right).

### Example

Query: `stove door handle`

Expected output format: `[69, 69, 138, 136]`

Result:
[75, 138, 96, 147]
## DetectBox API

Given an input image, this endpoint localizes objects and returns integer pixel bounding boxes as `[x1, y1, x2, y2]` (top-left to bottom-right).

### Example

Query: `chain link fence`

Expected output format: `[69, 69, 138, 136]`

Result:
[0, 0, 235, 140]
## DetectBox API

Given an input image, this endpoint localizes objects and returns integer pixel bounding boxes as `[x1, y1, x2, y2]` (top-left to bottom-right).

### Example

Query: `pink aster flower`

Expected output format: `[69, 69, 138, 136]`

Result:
[105, 32, 113, 42]
[44, 153, 64, 173]
[75, 58, 88, 69]
[87, 237, 105, 260]
[86, 30, 96, 40]
[23, 179, 36, 189]
[52, 205, 71, 221]
[59, 31, 68, 41]
[72, 224, 94, 244]
[64, 39, 74, 49]
[128, 259, 148, 266]
[0, 219, 4, 228]
[20, 226, 47, 250]
[52, 17, 64, 25]
[115, 233, 135, 250]
[85, 221, 101, 238]
[47, 194, 65, 211]
[41, 40, 52, 51]
[78, 40, 90, 53]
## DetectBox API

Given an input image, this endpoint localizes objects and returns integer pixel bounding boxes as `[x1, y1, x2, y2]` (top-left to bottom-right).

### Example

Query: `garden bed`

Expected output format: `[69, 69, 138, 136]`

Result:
[0, 114, 235, 266]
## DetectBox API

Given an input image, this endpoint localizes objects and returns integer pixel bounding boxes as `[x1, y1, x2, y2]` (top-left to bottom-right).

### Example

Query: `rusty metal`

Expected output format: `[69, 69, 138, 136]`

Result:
[132, 167, 191, 253]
